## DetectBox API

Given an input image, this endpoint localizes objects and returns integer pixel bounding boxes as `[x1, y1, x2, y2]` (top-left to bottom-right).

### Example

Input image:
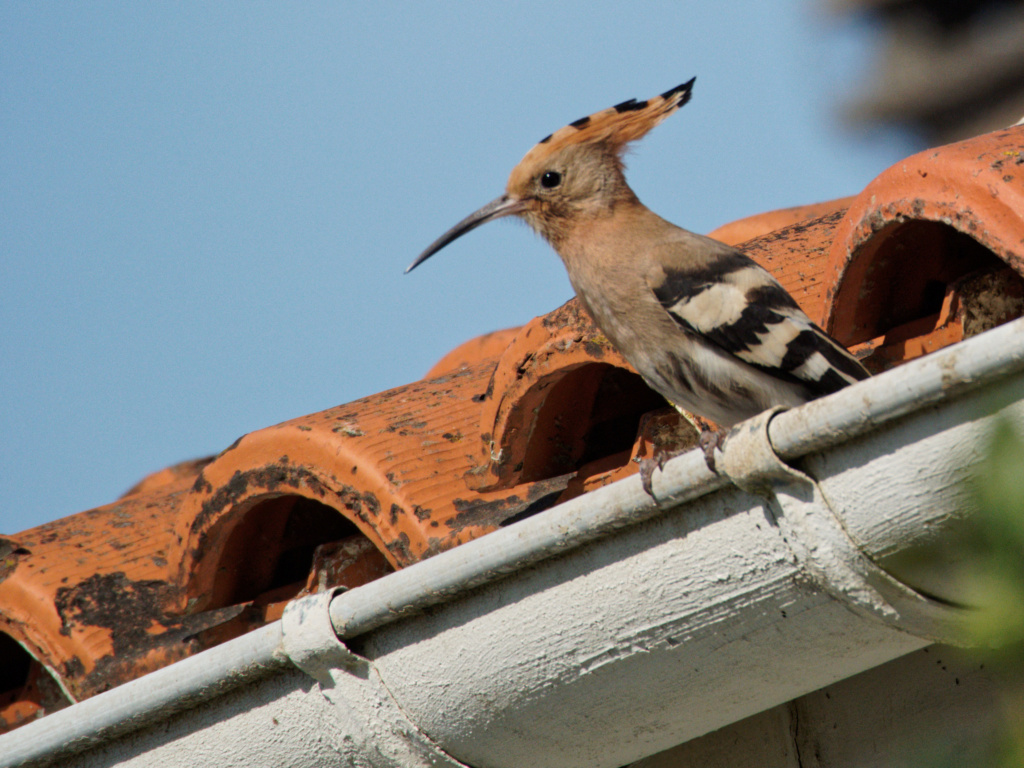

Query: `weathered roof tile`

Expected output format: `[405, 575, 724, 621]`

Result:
[3, 124, 1024, 732]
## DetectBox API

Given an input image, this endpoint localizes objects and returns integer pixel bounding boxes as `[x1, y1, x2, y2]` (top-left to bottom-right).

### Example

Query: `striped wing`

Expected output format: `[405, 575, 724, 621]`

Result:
[650, 251, 869, 397]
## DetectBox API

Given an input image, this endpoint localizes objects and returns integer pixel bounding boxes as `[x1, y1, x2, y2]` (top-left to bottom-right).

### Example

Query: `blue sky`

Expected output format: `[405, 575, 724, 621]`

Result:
[2, 3, 915, 534]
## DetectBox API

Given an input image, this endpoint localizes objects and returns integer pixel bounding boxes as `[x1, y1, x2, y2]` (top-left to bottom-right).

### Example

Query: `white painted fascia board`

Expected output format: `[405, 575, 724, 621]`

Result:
[3, 316, 1023, 768]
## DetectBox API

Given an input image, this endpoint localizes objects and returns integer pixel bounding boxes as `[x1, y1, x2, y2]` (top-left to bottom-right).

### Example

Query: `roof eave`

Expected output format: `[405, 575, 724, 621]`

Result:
[4, 315, 1023, 768]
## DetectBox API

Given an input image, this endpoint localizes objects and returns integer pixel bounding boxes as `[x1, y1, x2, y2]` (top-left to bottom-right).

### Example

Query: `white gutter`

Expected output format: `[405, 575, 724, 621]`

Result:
[330, 313, 1023, 641]
[3, 317, 1023, 768]
[0, 623, 287, 767]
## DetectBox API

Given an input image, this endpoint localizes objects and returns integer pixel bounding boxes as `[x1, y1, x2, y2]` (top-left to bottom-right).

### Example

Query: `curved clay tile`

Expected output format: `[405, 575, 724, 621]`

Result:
[120, 457, 213, 499]
[175, 361, 512, 587]
[824, 125, 1024, 369]
[424, 326, 521, 378]
[0, 489, 193, 707]
[708, 196, 855, 247]
[466, 299, 670, 493]
[0, 536, 73, 732]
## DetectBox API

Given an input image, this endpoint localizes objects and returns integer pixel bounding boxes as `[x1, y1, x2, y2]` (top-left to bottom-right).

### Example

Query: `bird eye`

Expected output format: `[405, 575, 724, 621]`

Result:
[540, 170, 562, 189]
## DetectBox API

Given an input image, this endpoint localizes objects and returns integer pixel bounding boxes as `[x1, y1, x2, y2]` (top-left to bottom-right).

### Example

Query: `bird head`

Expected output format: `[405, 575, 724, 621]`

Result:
[405, 78, 695, 273]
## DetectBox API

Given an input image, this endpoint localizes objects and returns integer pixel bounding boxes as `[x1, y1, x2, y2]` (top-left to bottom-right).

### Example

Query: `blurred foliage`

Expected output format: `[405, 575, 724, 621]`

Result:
[945, 416, 1024, 767]
[898, 414, 1024, 766]
[962, 417, 1024, 653]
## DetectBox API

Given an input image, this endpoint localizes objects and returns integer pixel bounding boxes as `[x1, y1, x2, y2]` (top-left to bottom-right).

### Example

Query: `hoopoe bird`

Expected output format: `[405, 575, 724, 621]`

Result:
[407, 78, 869, 493]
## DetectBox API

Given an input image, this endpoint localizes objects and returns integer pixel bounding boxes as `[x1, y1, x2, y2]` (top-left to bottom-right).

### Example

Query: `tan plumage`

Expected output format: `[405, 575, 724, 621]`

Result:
[408, 78, 869, 471]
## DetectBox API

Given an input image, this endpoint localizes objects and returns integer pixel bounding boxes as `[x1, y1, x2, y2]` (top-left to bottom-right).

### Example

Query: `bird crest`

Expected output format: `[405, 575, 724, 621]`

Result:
[516, 78, 695, 169]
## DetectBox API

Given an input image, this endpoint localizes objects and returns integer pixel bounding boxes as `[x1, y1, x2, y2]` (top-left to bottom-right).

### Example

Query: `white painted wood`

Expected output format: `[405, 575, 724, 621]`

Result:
[633, 645, 1001, 768]
[5, 319, 1023, 768]
[808, 376, 1024, 603]
[363, 482, 928, 768]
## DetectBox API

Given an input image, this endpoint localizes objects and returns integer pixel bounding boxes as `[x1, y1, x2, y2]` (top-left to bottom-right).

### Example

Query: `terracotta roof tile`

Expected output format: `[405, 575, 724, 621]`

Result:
[707, 196, 856, 246]
[3, 124, 1024, 732]
[826, 125, 1024, 367]
[424, 326, 521, 377]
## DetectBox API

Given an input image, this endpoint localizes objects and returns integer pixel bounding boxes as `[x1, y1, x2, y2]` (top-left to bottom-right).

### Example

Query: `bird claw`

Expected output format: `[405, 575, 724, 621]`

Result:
[636, 416, 721, 498]
[698, 428, 725, 473]
[637, 455, 665, 499]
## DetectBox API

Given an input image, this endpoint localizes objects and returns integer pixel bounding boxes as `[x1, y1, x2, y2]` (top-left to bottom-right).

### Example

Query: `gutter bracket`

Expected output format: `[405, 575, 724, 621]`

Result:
[281, 588, 366, 684]
[719, 407, 796, 497]
[281, 590, 473, 768]
[721, 407, 969, 644]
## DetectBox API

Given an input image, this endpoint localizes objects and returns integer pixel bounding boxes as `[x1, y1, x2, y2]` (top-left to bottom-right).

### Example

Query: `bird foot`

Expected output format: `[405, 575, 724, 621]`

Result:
[698, 428, 726, 473]
[637, 445, 688, 499]
[637, 455, 663, 499]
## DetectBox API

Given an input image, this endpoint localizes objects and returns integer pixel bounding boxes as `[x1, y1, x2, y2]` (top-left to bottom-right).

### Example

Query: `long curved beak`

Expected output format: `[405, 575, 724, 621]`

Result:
[405, 195, 526, 273]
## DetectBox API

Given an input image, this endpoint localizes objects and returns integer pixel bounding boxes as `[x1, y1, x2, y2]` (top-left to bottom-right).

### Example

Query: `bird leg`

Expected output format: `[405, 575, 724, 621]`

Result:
[633, 407, 703, 499]
[638, 451, 674, 498]
[698, 426, 725, 473]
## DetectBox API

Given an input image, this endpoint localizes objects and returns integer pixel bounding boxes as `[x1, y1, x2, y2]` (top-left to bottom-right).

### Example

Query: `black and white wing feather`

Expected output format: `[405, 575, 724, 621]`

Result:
[650, 248, 868, 397]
